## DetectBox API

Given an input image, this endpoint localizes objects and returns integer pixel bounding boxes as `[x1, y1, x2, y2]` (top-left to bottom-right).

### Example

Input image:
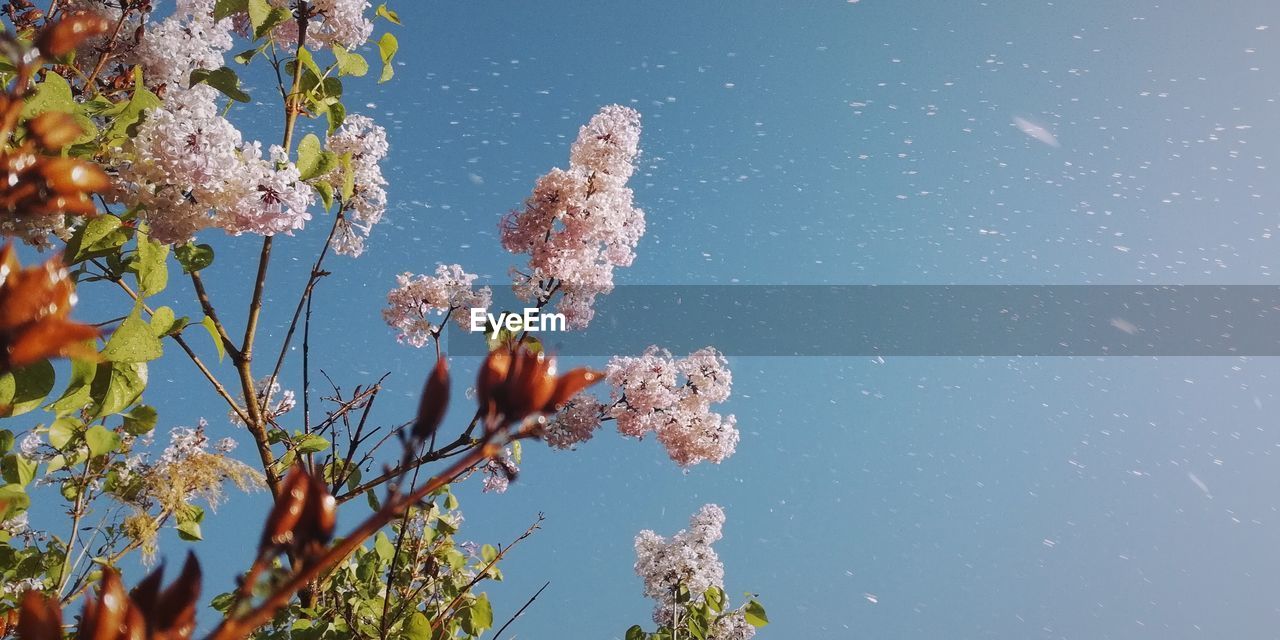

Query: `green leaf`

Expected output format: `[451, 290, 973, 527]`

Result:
[460, 594, 493, 635]
[48, 354, 97, 415]
[233, 46, 262, 65]
[2, 453, 39, 487]
[248, 0, 292, 40]
[403, 612, 430, 640]
[102, 68, 161, 146]
[177, 505, 204, 540]
[314, 182, 334, 211]
[339, 152, 355, 201]
[189, 67, 251, 102]
[625, 625, 646, 640]
[374, 532, 394, 562]
[66, 215, 127, 264]
[88, 361, 148, 418]
[174, 242, 215, 274]
[0, 360, 56, 418]
[296, 46, 321, 78]
[377, 32, 398, 83]
[326, 101, 346, 136]
[704, 586, 725, 613]
[48, 419, 75, 449]
[375, 4, 400, 24]
[21, 72, 95, 143]
[743, 600, 769, 627]
[213, 0, 248, 20]
[0, 485, 30, 522]
[198, 316, 226, 362]
[0, 430, 11, 454]
[296, 133, 329, 181]
[134, 231, 169, 296]
[85, 425, 119, 457]
[331, 45, 369, 77]
[103, 305, 163, 363]
[295, 433, 330, 454]
[481, 543, 498, 564]
[122, 405, 158, 436]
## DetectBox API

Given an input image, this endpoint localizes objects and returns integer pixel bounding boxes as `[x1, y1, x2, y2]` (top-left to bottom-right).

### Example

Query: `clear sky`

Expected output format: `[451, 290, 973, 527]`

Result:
[52, 0, 1280, 638]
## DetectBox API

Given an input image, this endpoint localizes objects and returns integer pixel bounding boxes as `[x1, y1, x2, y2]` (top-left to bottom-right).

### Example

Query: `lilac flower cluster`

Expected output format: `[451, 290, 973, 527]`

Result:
[544, 346, 739, 467]
[382, 265, 492, 348]
[134, 0, 234, 90]
[501, 105, 647, 328]
[324, 115, 390, 256]
[634, 504, 753, 639]
[239, 0, 373, 50]
[117, 85, 314, 245]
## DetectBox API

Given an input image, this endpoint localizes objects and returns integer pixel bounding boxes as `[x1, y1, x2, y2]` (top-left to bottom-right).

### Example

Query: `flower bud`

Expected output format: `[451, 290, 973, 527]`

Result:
[17, 590, 62, 640]
[79, 570, 129, 640]
[410, 357, 450, 445]
[542, 367, 602, 412]
[35, 12, 112, 58]
[27, 112, 85, 151]
[37, 157, 110, 195]
[260, 466, 310, 551]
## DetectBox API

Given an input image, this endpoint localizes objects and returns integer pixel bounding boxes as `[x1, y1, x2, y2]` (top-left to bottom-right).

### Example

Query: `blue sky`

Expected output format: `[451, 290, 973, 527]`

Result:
[38, 0, 1280, 638]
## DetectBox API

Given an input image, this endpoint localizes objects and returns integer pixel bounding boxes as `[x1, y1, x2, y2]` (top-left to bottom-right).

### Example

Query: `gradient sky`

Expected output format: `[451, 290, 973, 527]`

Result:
[28, 0, 1280, 638]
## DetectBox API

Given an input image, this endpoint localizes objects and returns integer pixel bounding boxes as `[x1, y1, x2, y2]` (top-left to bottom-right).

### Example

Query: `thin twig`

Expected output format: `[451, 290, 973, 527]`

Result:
[492, 581, 551, 640]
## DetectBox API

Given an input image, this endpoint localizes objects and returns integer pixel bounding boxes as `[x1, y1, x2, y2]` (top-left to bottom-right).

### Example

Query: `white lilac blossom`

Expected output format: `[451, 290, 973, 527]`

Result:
[544, 346, 739, 467]
[118, 85, 314, 244]
[229, 376, 297, 426]
[383, 265, 492, 348]
[501, 105, 646, 329]
[634, 504, 752, 639]
[480, 449, 519, 494]
[159, 421, 211, 465]
[134, 0, 234, 90]
[238, 0, 373, 50]
[324, 115, 389, 256]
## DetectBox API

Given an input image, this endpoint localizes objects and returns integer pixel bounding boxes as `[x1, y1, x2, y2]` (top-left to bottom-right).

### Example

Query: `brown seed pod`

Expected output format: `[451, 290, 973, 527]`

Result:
[542, 367, 603, 412]
[27, 112, 85, 151]
[36, 157, 109, 195]
[410, 356, 450, 444]
[0, 244, 99, 373]
[16, 590, 62, 640]
[35, 12, 112, 58]
[151, 552, 200, 640]
[79, 570, 129, 640]
[259, 466, 311, 551]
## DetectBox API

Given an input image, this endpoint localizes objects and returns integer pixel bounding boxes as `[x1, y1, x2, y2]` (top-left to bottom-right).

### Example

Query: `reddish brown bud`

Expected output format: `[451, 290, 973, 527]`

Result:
[411, 357, 450, 444]
[35, 12, 112, 58]
[260, 466, 310, 551]
[27, 112, 84, 151]
[16, 590, 62, 640]
[37, 157, 110, 195]
[151, 552, 200, 639]
[542, 367, 603, 412]
[0, 244, 99, 373]
[79, 570, 129, 640]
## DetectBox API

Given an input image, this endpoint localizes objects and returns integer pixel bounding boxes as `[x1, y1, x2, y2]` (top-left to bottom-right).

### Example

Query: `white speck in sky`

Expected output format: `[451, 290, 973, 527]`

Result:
[1109, 317, 1139, 334]
[1013, 116, 1060, 147]
[1188, 472, 1212, 499]
[864, 593, 878, 604]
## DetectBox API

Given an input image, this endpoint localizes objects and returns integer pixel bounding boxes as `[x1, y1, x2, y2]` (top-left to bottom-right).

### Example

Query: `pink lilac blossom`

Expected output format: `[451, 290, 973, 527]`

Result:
[324, 114, 389, 256]
[501, 105, 646, 329]
[634, 504, 745, 633]
[541, 396, 607, 450]
[575, 346, 738, 466]
[134, 0, 234, 90]
[117, 85, 314, 244]
[383, 265, 492, 348]
[540, 346, 739, 464]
